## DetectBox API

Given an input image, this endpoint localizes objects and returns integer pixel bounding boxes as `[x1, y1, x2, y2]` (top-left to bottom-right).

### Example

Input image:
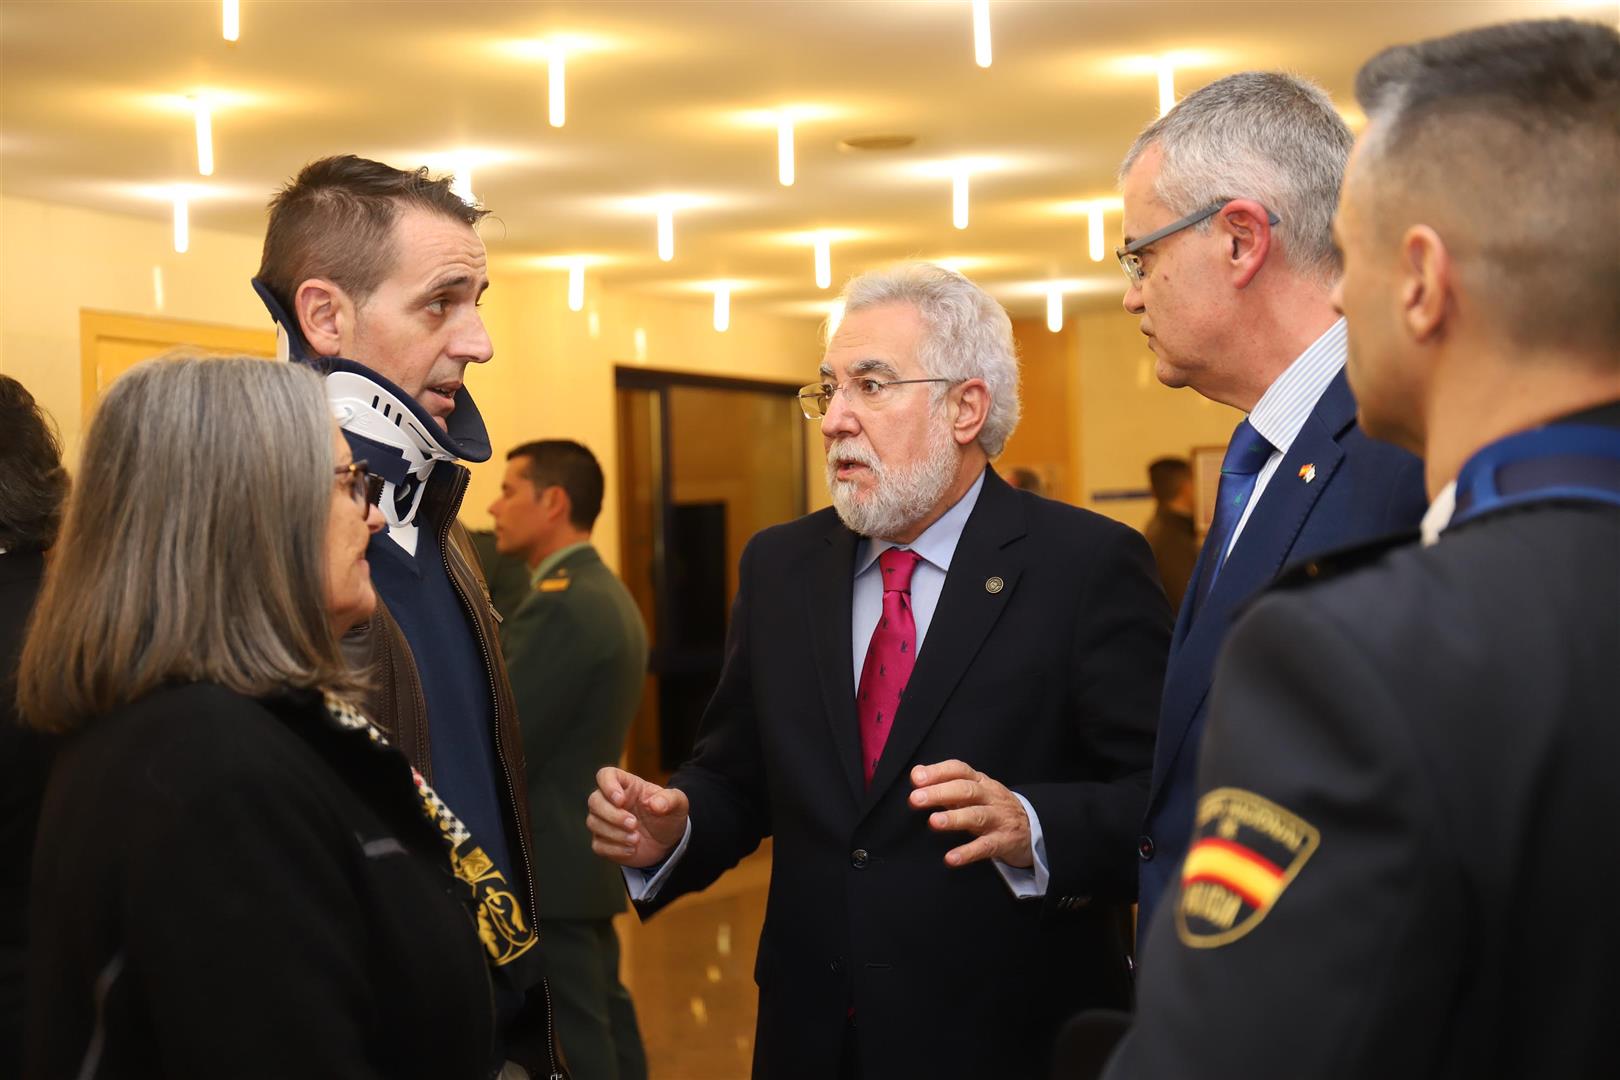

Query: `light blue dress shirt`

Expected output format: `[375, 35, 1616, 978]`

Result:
[847, 469, 984, 688]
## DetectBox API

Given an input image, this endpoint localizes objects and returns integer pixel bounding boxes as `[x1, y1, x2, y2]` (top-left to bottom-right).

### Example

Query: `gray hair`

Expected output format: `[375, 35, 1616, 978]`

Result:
[1120, 71, 1352, 280]
[839, 262, 1022, 457]
[17, 357, 362, 733]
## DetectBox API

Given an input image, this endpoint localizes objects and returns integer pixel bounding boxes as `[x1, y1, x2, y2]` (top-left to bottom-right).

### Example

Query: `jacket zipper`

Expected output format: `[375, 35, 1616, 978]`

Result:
[440, 466, 561, 1080]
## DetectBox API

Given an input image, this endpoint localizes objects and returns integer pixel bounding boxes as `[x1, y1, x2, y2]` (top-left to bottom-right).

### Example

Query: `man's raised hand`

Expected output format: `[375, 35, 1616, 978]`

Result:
[587, 766, 691, 868]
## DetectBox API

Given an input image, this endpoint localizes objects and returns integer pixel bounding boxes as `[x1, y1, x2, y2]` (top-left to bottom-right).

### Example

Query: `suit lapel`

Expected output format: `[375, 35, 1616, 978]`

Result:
[807, 521, 866, 805]
[1151, 372, 1357, 804]
[1169, 540, 1213, 652]
[861, 470, 1026, 815]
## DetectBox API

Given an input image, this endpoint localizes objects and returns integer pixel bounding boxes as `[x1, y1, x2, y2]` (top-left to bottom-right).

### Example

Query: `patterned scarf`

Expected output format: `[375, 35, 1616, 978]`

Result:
[323, 693, 538, 968]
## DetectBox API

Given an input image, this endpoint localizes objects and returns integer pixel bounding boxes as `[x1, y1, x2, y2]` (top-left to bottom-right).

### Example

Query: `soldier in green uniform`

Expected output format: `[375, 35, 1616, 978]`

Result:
[489, 439, 649, 1080]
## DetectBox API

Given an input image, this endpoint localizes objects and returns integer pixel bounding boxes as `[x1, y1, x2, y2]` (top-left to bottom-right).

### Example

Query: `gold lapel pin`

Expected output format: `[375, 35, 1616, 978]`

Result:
[1298, 463, 1317, 484]
[985, 576, 1004, 594]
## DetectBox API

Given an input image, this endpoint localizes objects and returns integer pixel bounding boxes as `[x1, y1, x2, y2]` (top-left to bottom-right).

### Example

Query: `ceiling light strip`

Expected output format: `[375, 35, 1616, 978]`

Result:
[972, 0, 992, 69]
[549, 49, 566, 128]
[193, 99, 214, 177]
[778, 116, 795, 186]
[567, 261, 585, 311]
[713, 284, 731, 333]
[657, 205, 675, 262]
[1158, 62, 1176, 117]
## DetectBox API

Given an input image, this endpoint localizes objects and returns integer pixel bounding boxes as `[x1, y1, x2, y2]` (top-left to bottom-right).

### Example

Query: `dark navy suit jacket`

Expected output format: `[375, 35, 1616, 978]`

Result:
[1136, 370, 1427, 932]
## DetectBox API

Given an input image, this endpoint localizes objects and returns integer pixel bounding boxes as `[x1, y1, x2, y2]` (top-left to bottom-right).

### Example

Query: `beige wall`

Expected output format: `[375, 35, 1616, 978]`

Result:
[0, 193, 825, 574]
[2, 191, 1247, 564]
[1070, 303, 1243, 528]
[989, 304, 1241, 530]
[0, 194, 268, 464]
[998, 318, 1082, 503]
[472, 265, 825, 572]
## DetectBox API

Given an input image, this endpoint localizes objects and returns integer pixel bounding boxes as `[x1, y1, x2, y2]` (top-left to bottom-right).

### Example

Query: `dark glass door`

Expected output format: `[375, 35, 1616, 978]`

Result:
[616, 370, 807, 779]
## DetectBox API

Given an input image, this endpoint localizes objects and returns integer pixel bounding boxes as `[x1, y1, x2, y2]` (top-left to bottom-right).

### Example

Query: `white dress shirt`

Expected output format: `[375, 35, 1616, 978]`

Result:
[1224, 318, 1349, 560]
[1421, 481, 1457, 547]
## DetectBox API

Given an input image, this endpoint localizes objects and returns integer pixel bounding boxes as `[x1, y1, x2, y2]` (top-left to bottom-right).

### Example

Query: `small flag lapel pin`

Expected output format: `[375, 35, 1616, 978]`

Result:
[1298, 463, 1317, 484]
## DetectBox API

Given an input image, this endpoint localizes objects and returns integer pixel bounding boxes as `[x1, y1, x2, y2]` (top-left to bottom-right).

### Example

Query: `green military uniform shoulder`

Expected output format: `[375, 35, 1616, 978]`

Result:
[1270, 531, 1421, 593]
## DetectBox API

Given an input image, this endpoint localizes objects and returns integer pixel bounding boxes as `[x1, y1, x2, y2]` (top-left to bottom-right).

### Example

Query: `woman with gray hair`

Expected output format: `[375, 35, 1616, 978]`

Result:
[18, 358, 525, 1079]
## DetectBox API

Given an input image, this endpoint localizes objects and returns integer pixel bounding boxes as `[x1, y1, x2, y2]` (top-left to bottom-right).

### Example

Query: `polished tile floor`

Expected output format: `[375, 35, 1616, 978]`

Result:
[616, 840, 773, 1080]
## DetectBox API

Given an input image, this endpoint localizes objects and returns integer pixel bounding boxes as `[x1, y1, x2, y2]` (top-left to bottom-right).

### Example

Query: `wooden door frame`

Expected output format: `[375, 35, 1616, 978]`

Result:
[78, 308, 275, 424]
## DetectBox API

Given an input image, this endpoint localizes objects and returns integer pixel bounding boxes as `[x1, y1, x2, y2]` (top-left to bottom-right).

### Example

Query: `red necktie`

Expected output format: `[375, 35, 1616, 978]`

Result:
[856, 547, 923, 785]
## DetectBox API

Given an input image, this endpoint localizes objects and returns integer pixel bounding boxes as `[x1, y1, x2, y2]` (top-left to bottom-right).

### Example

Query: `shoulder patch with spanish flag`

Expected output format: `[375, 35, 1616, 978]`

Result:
[1176, 787, 1319, 949]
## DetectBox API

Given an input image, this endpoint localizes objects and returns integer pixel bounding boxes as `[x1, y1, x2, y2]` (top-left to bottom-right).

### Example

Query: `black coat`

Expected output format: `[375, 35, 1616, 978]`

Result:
[1, 550, 50, 1076]
[1111, 493, 1620, 1079]
[25, 684, 499, 1080]
[640, 468, 1171, 1079]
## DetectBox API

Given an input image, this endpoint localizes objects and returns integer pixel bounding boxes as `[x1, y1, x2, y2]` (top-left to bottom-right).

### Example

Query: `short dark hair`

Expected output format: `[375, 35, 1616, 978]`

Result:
[507, 440, 605, 531]
[0, 375, 68, 552]
[258, 154, 490, 314]
[1148, 457, 1191, 504]
[1354, 19, 1620, 357]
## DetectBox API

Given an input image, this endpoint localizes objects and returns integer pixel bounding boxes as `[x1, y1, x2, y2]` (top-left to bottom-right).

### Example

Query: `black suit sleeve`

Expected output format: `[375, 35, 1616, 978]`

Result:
[638, 537, 771, 914]
[1106, 591, 1461, 1080]
[1018, 523, 1168, 906]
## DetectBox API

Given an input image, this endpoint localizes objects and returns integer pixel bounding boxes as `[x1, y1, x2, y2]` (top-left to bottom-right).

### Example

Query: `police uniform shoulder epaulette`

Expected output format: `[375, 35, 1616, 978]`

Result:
[1270, 530, 1420, 593]
[536, 567, 571, 593]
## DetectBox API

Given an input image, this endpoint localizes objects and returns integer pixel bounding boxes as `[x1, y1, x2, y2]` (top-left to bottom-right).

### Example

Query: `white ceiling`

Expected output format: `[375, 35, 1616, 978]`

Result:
[2, 0, 1610, 319]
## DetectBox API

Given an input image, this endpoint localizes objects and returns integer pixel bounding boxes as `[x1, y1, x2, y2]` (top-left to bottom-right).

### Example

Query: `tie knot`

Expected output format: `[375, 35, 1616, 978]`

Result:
[1222, 419, 1274, 477]
[878, 547, 923, 594]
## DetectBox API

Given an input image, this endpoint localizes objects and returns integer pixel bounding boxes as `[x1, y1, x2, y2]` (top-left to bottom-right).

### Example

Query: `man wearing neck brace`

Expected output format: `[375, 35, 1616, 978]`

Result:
[254, 155, 563, 1080]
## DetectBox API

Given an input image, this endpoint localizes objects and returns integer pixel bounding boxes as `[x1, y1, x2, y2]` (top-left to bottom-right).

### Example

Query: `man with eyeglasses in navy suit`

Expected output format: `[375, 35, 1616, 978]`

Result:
[1116, 71, 1429, 941]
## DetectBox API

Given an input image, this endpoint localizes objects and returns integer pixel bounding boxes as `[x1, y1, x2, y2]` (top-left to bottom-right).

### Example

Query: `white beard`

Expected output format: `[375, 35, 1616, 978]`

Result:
[827, 419, 960, 540]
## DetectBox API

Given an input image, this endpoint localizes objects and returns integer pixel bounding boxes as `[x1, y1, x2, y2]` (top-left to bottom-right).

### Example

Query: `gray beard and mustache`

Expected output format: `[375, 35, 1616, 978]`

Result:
[826, 419, 960, 540]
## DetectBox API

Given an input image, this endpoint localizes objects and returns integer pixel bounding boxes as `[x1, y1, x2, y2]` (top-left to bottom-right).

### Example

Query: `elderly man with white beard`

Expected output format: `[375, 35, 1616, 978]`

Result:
[587, 262, 1170, 1080]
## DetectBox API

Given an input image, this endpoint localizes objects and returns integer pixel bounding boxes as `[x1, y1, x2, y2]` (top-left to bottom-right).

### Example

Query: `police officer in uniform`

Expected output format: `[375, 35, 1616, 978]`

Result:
[488, 439, 649, 1080]
[1104, 18, 1620, 1080]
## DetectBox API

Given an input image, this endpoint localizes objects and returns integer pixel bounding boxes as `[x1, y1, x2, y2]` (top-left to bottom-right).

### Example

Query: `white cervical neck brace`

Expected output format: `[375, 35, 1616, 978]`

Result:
[326, 370, 455, 556]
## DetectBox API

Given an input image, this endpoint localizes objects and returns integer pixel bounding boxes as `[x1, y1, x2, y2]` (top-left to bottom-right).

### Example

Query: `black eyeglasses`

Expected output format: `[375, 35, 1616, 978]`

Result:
[335, 460, 384, 512]
[1116, 201, 1281, 287]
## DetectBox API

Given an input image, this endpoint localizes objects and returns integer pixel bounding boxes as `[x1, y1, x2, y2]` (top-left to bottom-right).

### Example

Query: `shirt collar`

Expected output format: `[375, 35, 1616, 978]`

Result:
[1247, 317, 1348, 454]
[1420, 481, 1456, 547]
[531, 541, 594, 587]
[854, 468, 986, 578]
